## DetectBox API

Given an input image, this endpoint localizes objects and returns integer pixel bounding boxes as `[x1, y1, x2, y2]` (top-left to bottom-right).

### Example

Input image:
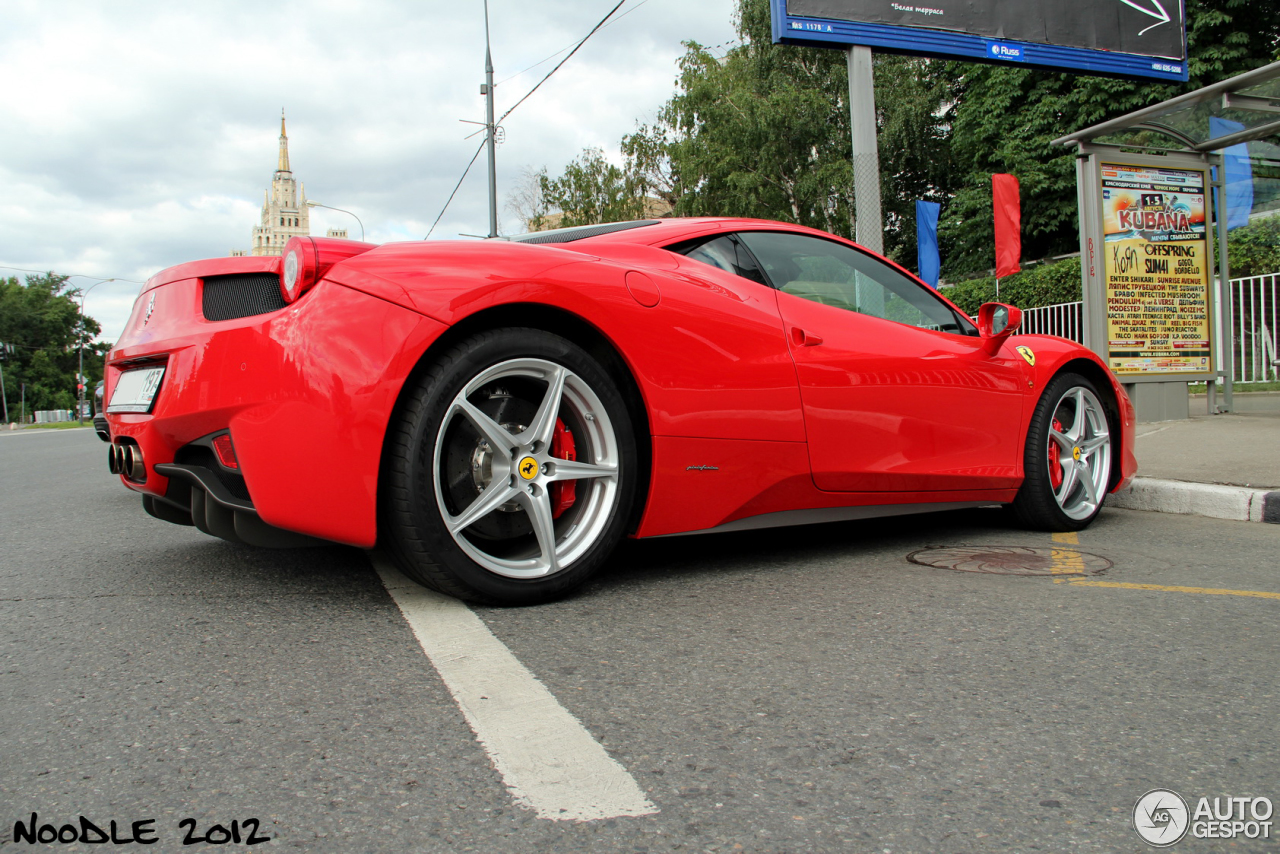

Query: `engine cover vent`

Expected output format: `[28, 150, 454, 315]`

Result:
[202, 273, 287, 321]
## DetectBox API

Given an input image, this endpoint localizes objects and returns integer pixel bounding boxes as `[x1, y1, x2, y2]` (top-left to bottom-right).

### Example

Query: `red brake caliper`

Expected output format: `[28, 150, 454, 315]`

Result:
[551, 418, 576, 519]
[1048, 418, 1064, 489]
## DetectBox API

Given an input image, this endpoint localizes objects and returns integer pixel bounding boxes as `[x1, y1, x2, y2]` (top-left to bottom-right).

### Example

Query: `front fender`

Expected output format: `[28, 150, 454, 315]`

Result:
[1009, 334, 1137, 492]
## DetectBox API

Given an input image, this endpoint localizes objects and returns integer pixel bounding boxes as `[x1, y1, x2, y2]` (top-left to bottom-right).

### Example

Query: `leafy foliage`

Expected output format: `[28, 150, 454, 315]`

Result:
[940, 0, 1280, 275]
[941, 213, 1280, 317]
[531, 0, 955, 264]
[529, 148, 654, 230]
[942, 258, 1084, 316]
[522, 0, 1278, 280]
[1225, 214, 1280, 278]
[0, 273, 109, 419]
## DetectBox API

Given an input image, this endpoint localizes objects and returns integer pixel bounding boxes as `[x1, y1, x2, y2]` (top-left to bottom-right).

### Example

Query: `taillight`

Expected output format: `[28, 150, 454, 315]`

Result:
[281, 237, 318, 302]
[280, 236, 378, 303]
[212, 433, 239, 470]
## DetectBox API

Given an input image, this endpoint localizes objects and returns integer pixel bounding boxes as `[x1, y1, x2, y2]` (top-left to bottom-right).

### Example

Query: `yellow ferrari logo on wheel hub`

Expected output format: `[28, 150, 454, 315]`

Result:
[518, 456, 540, 480]
[1072, 447, 1082, 461]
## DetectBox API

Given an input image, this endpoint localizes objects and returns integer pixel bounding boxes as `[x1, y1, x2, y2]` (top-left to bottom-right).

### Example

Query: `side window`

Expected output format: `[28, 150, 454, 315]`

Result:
[668, 235, 768, 287]
[736, 231, 974, 335]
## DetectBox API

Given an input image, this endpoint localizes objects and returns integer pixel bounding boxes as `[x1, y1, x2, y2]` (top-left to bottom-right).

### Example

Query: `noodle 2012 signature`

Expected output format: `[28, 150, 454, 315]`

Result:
[12, 813, 270, 846]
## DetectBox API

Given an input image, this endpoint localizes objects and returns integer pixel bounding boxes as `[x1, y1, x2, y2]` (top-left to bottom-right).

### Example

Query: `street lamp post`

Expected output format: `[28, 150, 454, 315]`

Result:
[77, 278, 114, 424]
[306, 201, 365, 242]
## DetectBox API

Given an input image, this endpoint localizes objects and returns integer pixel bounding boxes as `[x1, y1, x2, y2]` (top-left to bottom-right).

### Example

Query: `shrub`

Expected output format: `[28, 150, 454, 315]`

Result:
[941, 257, 1083, 315]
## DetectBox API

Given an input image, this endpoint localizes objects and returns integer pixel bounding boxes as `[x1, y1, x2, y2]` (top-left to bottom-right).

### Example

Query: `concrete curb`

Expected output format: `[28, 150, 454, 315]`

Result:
[1110, 477, 1280, 524]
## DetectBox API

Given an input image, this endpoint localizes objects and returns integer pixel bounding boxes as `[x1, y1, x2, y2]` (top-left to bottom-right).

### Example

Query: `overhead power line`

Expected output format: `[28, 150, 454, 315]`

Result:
[425, 1, 629, 240]
[496, 0, 652, 87]
[498, 0, 627, 125]
[425, 139, 488, 239]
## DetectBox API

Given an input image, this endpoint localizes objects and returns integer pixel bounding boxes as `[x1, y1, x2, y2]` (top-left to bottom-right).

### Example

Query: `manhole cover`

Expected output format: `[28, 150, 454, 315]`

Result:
[907, 545, 1112, 577]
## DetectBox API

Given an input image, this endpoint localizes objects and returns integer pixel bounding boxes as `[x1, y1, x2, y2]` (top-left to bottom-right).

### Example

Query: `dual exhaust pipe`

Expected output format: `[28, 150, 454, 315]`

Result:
[108, 441, 146, 482]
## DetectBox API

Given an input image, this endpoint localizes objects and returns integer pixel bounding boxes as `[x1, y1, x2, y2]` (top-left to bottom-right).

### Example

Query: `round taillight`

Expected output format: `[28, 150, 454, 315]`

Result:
[280, 237, 318, 303]
[283, 250, 300, 294]
[279, 235, 378, 303]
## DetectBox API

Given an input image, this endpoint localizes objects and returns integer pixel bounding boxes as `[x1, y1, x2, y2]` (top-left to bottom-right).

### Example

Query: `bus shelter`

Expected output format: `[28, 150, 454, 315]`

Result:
[1053, 60, 1280, 421]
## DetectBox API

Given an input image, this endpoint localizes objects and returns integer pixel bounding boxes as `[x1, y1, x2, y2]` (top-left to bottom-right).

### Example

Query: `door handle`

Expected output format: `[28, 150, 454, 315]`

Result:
[790, 327, 823, 347]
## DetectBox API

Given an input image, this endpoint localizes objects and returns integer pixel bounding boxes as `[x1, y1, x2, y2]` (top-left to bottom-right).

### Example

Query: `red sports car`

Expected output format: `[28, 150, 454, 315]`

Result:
[105, 218, 1135, 604]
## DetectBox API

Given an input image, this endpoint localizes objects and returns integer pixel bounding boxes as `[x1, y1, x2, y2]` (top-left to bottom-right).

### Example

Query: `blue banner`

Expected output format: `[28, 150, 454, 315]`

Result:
[1209, 116, 1253, 231]
[916, 200, 941, 288]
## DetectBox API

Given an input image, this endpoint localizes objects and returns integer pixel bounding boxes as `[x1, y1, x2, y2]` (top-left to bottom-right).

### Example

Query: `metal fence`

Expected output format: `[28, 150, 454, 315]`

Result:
[1013, 301, 1083, 342]
[1230, 272, 1280, 383]
[997, 273, 1279, 384]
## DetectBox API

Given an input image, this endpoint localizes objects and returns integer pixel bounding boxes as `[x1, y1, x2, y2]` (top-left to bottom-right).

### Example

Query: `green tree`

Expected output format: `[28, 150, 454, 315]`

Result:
[941, 0, 1280, 276]
[618, 0, 957, 266]
[532, 147, 653, 230]
[0, 273, 109, 419]
[1224, 213, 1280, 278]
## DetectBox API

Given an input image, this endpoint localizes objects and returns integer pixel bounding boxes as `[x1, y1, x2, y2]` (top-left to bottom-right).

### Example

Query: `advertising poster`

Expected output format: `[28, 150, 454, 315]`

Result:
[1101, 163, 1213, 376]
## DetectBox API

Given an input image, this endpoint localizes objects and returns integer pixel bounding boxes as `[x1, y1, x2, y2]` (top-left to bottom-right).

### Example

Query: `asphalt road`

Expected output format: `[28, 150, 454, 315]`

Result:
[3, 428, 1278, 853]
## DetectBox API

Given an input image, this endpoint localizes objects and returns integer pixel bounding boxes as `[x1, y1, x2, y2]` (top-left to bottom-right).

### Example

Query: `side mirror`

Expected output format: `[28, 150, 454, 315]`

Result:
[978, 302, 1022, 339]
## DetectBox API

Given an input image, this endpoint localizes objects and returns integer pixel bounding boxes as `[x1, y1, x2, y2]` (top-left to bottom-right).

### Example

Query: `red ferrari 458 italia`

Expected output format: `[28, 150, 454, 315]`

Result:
[105, 218, 1135, 604]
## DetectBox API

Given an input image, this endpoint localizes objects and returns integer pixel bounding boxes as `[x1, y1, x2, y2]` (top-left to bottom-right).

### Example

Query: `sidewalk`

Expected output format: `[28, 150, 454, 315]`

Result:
[1110, 392, 1280, 523]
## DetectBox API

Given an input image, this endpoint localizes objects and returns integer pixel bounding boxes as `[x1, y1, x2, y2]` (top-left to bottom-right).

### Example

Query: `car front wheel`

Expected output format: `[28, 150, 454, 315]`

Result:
[1011, 373, 1114, 531]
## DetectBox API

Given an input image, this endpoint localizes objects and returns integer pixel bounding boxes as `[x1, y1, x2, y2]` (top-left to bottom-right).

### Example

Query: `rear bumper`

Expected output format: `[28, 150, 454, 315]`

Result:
[106, 277, 448, 547]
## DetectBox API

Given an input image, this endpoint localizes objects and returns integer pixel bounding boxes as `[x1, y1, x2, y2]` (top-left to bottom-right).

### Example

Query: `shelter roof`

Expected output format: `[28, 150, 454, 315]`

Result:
[1053, 59, 1280, 157]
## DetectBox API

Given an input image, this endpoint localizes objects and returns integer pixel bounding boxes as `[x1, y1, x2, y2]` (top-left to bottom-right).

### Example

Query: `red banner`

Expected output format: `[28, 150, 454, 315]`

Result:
[992, 173, 1021, 279]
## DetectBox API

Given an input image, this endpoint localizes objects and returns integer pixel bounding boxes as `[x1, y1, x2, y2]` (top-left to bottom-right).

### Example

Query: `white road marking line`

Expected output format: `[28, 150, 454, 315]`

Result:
[372, 555, 657, 822]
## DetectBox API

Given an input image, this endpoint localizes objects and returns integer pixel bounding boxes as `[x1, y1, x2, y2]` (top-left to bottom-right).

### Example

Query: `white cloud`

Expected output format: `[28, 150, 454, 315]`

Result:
[0, 0, 737, 340]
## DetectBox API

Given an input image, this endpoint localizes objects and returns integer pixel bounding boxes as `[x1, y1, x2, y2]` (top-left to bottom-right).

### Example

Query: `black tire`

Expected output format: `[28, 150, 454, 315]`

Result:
[1011, 372, 1115, 532]
[380, 328, 637, 605]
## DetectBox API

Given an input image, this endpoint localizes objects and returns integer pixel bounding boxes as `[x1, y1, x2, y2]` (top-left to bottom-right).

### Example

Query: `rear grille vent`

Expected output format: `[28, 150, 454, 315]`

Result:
[202, 274, 287, 321]
[174, 445, 252, 501]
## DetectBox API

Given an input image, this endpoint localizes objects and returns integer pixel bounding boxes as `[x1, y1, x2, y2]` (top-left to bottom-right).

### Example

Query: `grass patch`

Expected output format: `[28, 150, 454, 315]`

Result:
[18, 421, 94, 430]
[1190, 381, 1280, 393]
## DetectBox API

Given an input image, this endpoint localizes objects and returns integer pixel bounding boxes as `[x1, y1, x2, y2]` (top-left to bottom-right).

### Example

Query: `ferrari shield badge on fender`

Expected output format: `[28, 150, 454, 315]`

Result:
[1016, 345, 1035, 366]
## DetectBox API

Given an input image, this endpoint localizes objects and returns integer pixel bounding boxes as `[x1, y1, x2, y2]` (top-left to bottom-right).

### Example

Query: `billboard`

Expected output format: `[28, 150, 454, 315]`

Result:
[1100, 163, 1212, 376]
[772, 0, 1189, 81]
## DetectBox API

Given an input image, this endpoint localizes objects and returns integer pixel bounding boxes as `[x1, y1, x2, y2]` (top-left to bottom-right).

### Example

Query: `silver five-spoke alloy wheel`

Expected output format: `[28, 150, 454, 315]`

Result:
[1046, 385, 1112, 521]
[433, 358, 619, 579]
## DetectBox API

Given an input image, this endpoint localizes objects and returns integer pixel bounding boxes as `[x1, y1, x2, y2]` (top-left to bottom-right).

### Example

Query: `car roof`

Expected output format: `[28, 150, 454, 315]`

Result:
[506, 217, 827, 249]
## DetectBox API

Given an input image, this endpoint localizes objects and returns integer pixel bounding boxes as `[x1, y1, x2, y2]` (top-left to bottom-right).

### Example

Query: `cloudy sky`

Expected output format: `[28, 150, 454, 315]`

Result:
[0, 0, 738, 341]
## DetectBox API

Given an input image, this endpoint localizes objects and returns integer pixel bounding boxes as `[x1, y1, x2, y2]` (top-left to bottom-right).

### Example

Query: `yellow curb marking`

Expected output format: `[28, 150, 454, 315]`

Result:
[1066, 581, 1280, 600]
[1049, 531, 1279, 599]
[1049, 531, 1083, 583]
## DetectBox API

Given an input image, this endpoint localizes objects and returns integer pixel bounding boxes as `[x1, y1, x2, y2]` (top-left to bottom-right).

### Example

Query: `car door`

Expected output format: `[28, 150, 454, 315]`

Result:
[736, 230, 1029, 493]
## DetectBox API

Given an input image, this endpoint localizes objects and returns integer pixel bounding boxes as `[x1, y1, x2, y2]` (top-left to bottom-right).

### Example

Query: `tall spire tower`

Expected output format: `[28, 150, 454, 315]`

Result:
[277, 109, 291, 175]
[245, 109, 309, 256]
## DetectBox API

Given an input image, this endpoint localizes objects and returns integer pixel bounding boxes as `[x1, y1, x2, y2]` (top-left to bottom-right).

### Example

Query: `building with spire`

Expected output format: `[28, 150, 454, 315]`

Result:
[233, 112, 311, 256]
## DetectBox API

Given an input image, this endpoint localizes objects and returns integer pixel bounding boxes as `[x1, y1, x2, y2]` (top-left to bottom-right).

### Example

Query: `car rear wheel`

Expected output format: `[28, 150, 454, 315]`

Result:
[1011, 373, 1113, 531]
[381, 329, 636, 605]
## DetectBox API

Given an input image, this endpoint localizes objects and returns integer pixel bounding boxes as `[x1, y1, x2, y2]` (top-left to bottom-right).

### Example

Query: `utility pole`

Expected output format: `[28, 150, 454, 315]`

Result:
[0, 356, 8, 423]
[846, 46, 883, 255]
[77, 278, 114, 424]
[482, 0, 498, 239]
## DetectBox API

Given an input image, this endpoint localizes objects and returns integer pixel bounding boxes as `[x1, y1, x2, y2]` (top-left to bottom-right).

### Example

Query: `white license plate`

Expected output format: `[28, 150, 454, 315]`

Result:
[107, 366, 166, 413]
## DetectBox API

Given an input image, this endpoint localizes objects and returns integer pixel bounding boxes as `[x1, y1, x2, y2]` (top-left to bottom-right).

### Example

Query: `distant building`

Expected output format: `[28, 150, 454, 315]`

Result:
[233, 112, 311, 256]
